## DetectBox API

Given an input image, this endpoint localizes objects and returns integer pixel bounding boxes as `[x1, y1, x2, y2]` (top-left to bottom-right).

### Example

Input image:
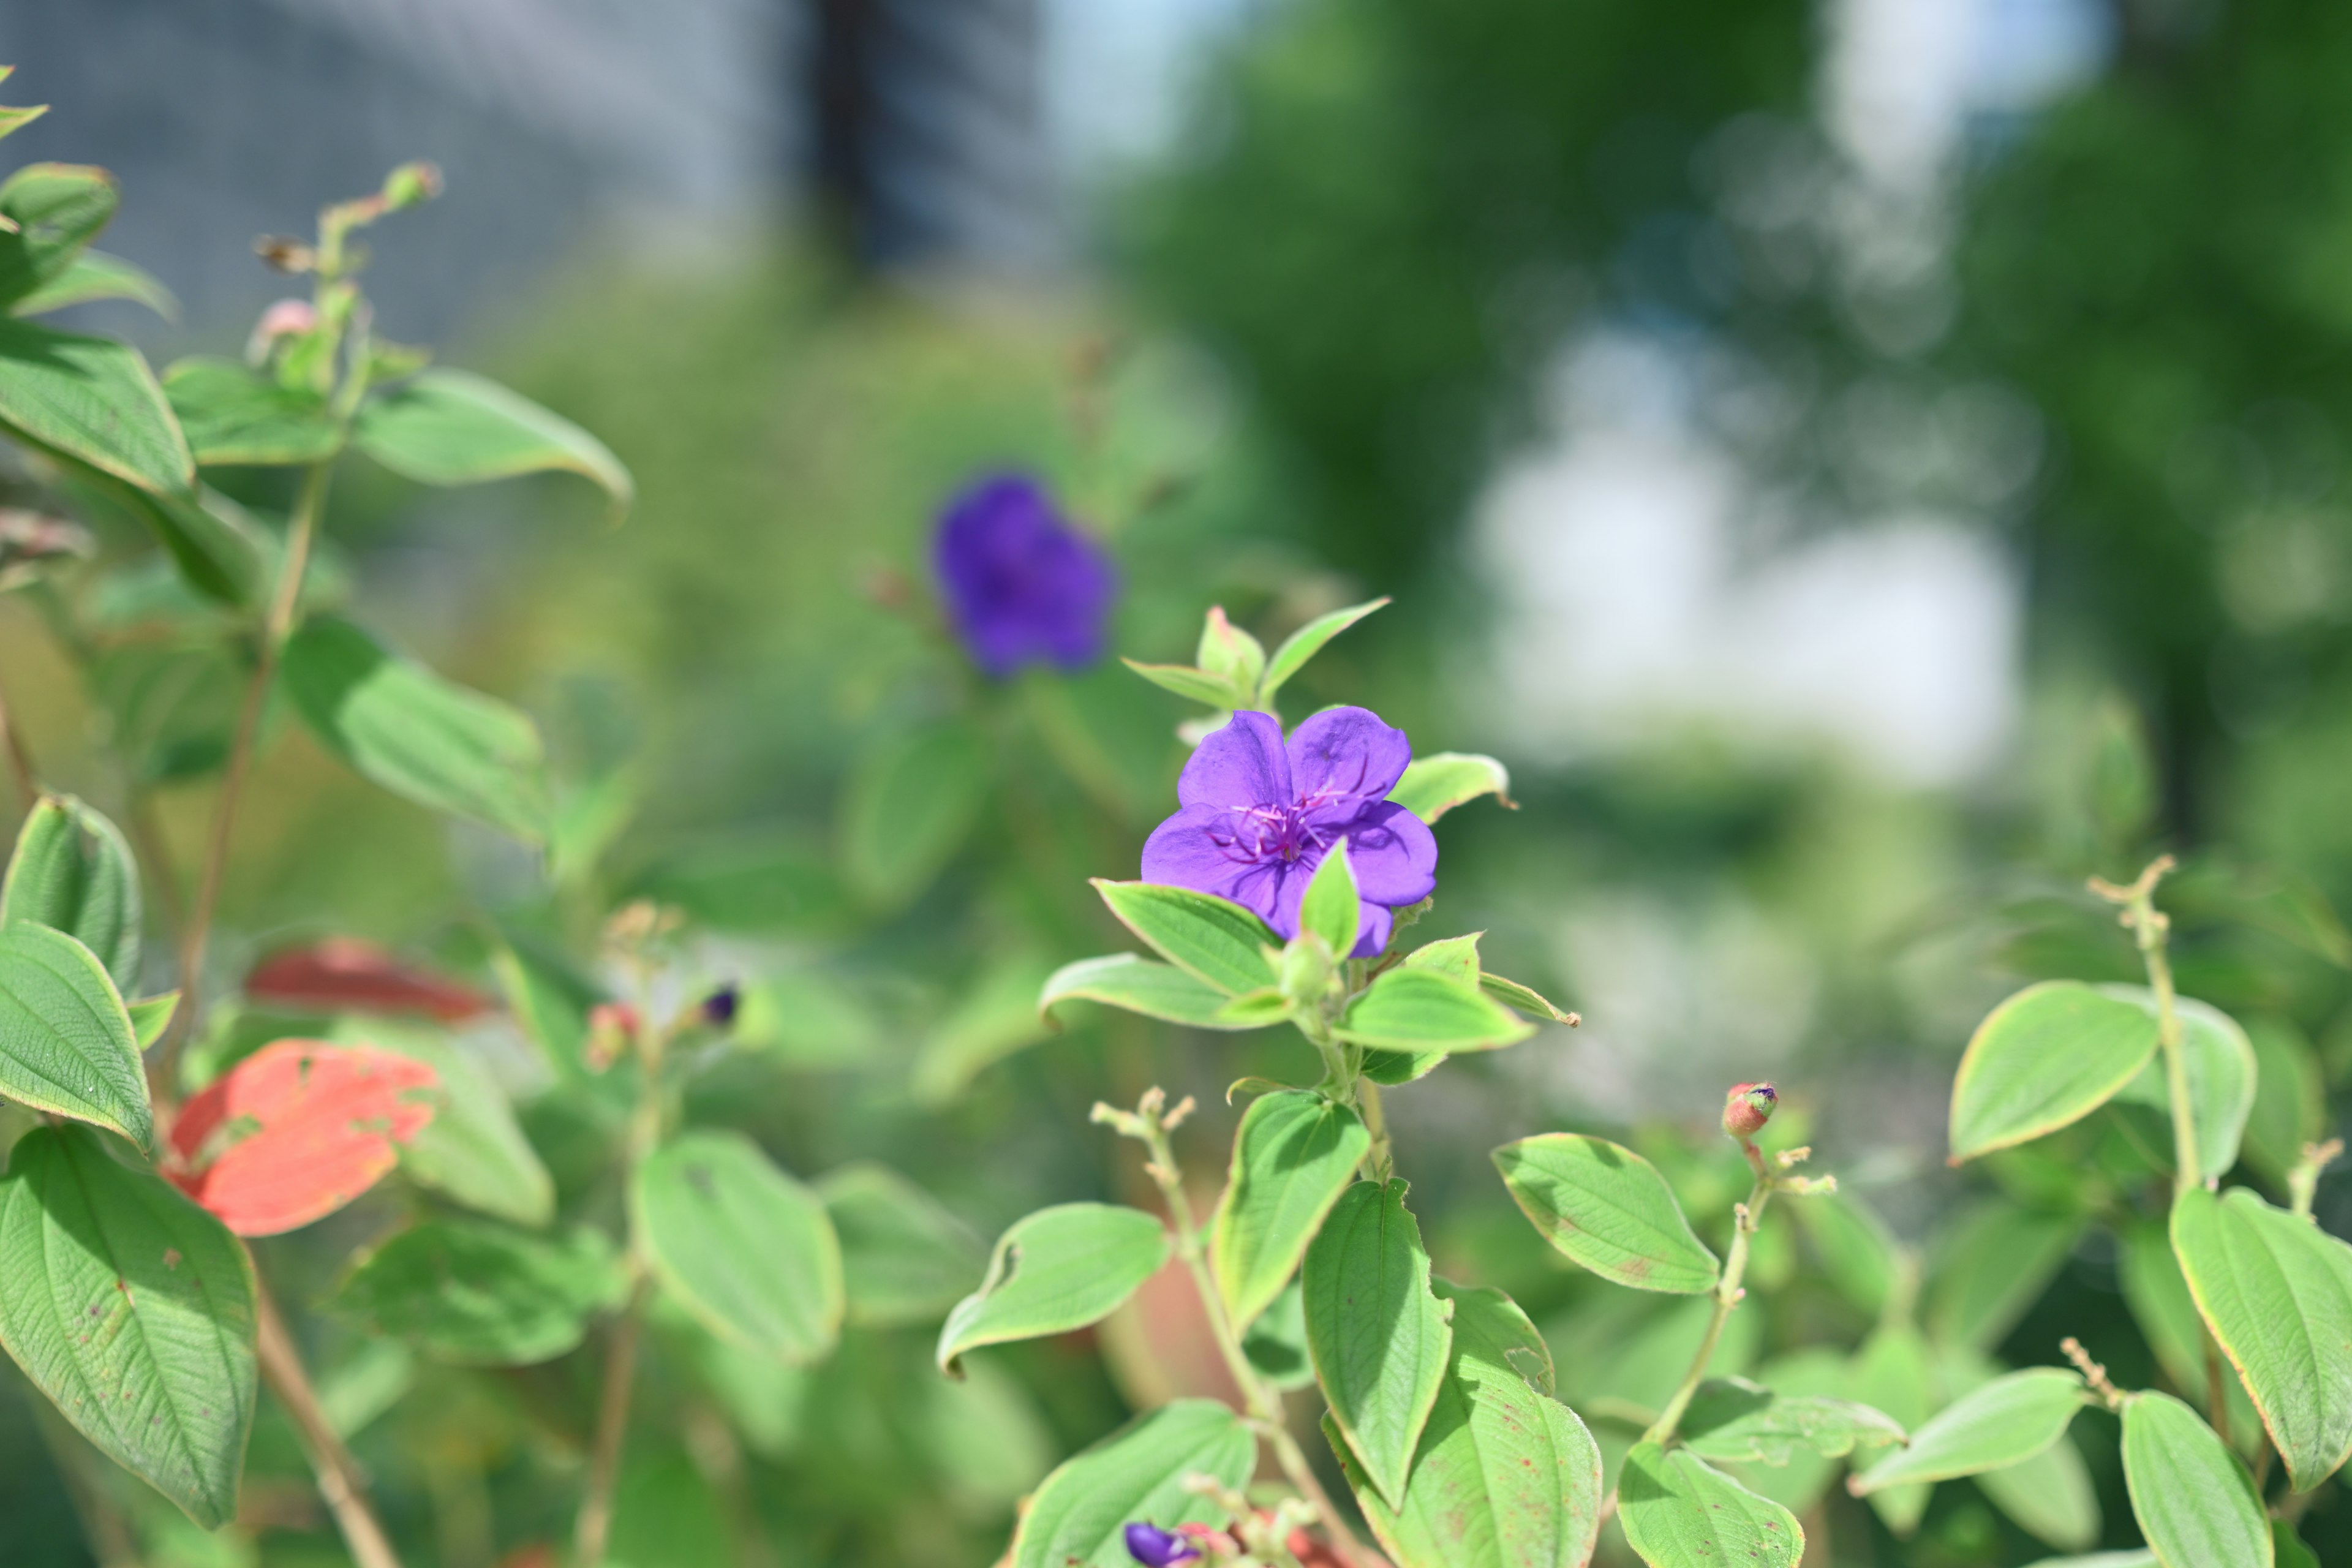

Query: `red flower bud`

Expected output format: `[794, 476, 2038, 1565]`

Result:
[1722, 1081, 1777, 1140]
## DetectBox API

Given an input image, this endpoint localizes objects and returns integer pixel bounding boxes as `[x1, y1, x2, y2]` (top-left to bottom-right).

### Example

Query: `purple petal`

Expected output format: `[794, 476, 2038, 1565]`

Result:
[1287, 706, 1412, 807]
[933, 474, 1117, 678]
[1177, 711, 1291, 812]
[1125, 1523, 1199, 1566]
[1141, 804, 1253, 899]
[1336, 802, 1438, 905]
[1352, 900, 1394, 959]
[1228, 859, 1299, 935]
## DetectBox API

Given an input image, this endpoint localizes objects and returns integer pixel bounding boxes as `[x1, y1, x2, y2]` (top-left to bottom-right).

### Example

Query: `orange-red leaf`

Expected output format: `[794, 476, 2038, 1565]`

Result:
[169, 1039, 439, 1236]
[245, 937, 493, 1022]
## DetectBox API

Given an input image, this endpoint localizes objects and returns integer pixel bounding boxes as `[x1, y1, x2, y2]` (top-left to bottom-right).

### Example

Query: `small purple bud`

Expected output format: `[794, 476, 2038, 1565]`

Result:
[1124, 1523, 1199, 1566]
[1723, 1082, 1777, 1140]
[702, 984, 740, 1027]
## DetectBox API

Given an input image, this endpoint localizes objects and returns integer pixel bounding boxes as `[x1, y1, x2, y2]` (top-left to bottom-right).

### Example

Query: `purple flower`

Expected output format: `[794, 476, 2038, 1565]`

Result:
[701, 984, 740, 1027]
[1142, 707, 1438, 957]
[1124, 1523, 1200, 1566]
[933, 474, 1117, 678]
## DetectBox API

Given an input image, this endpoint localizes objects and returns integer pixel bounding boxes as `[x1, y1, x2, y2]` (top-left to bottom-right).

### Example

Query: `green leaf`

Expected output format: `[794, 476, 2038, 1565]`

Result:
[1490, 1133, 1719, 1294]
[1978, 1439, 2102, 1554]
[937, 1202, 1169, 1376]
[1196, 606, 1266, 695]
[1211, 1089, 1371, 1329]
[1402, 933, 1480, 981]
[1299, 837, 1361, 959]
[1259, 595, 1389, 704]
[1338, 967, 1534, 1052]
[128, 993, 177, 1050]
[2117, 1220, 2263, 1452]
[282, 616, 551, 842]
[1949, 981, 2159, 1161]
[11, 250, 176, 320]
[2120, 1392, 2273, 1568]
[1618, 1441, 1804, 1568]
[2106, 987, 2258, 1183]
[2171, 1183, 2352, 1491]
[1847, 1324, 1934, 1535]
[1120, 659, 1251, 709]
[328, 1219, 623, 1366]
[1329, 1281, 1602, 1568]
[839, 722, 989, 910]
[1479, 970, 1577, 1023]
[1389, 753, 1514, 824]
[0, 1125, 255, 1527]
[1214, 988, 1293, 1027]
[1791, 1190, 1901, 1319]
[339, 1021, 554, 1229]
[816, 1161, 987, 1328]
[913, 954, 1061, 1105]
[0, 921, 151, 1152]
[1680, 1378, 1907, 1466]
[2242, 1019, 2326, 1191]
[1009, 1399, 1254, 1568]
[1242, 1277, 1314, 1390]
[1038, 953, 1268, 1031]
[1847, 1369, 2084, 1492]
[634, 1130, 843, 1366]
[355, 368, 631, 517]
[0, 319, 192, 496]
[0, 164, 118, 306]
[2018, 1556, 2154, 1568]
[2274, 1520, 2323, 1568]
[161, 356, 341, 469]
[1304, 1178, 1453, 1507]
[1090, 880, 1280, 996]
[1924, 1200, 2086, 1351]
[4, 793, 141, 991]
[75, 476, 266, 607]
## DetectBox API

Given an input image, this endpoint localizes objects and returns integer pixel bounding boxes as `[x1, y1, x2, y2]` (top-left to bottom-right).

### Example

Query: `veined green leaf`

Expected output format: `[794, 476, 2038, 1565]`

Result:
[1329, 1281, 1602, 1568]
[1337, 967, 1534, 1052]
[2106, 987, 2258, 1183]
[1847, 1369, 2084, 1492]
[839, 722, 989, 910]
[0, 1125, 256, 1527]
[1618, 1441, 1804, 1568]
[355, 368, 631, 517]
[1298, 837, 1360, 960]
[1039, 953, 1267, 1031]
[0, 164, 117, 306]
[1009, 1399, 1254, 1568]
[329, 1219, 623, 1365]
[0, 318, 192, 496]
[1680, 1378, 1907, 1466]
[1389, 752, 1513, 824]
[162, 356, 341, 469]
[1479, 970, 1577, 1023]
[2117, 1220, 2263, 1452]
[2121, 1392, 2272, 1568]
[283, 616, 551, 842]
[2171, 1183, 2352, 1492]
[817, 1161, 987, 1328]
[1090, 880, 1279, 996]
[4, 792, 141, 991]
[1402, 933, 1480, 981]
[634, 1131, 843, 1365]
[1259, 596, 1389, 704]
[1950, 981, 2158, 1161]
[1211, 1089, 1371, 1329]
[1491, 1133, 1719, 1294]
[937, 1202, 1168, 1376]
[11, 250, 175, 320]
[0, 921, 150, 1152]
[1121, 658, 1250, 710]
[1304, 1179, 1452, 1507]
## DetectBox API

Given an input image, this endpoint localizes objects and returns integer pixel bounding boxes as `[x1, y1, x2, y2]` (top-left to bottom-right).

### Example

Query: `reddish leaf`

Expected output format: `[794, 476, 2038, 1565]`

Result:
[169, 1039, 438, 1235]
[245, 937, 493, 1022]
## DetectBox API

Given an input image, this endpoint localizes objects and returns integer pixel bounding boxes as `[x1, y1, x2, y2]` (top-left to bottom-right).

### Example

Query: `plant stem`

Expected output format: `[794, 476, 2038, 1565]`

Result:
[159, 458, 333, 1090]
[0, 663, 36, 804]
[254, 1272, 403, 1568]
[574, 1272, 652, 1568]
[1646, 1142, 1775, 1446]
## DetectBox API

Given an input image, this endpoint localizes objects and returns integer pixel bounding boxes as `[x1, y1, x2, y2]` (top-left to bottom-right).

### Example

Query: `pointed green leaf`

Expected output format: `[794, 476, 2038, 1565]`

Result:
[937, 1202, 1169, 1375]
[2171, 1183, 2352, 1491]
[1196, 606, 1265, 694]
[1491, 1133, 1719, 1294]
[1680, 1378, 1907, 1466]
[1090, 880, 1279, 997]
[1259, 596, 1388, 704]
[1479, 970, 1577, 1023]
[1791, 1189, 1901, 1319]
[634, 1130, 843, 1366]
[2106, 988, 2258, 1183]
[1618, 1441, 1804, 1568]
[1242, 1276, 1314, 1390]
[1847, 1369, 2084, 1492]
[1212, 1089, 1371, 1328]
[839, 722, 989, 910]
[128, 993, 177, 1050]
[0, 164, 117, 306]
[2118, 1219, 2263, 1452]
[355, 368, 631, 517]
[1389, 753, 1513, 824]
[1039, 953, 1270, 1031]
[328, 1219, 624, 1365]
[1297, 837, 1360, 959]
[1925, 1199, 2085, 1350]
[1950, 981, 2159, 1161]
[0, 319, 192, 496]
[0, 922, 151, 1152]
[2274, 1520, 2322, 1568]
[11, 250, 175, 320]
[1338, 967, 1534, 1052]
[0, 1125, 256, 1527]
[2121, 1392, 2272, 1568]
[1402, 933, 1480, 981]
[283, 616, 551, 842]
[4, 793, 141, 991]
[1214, 988, 1292, 1027]
[1847, 1324, 1934, 1535]
[1304, 1178, 1453, 1507]
[1009, 1399, 1254, 1568]
[1121, 659, 1250, 709]
[816, 1161, 987, 1328]
[162, 356, 341, 469]
[1978, 1438, 2101, 1554]
[1327, 1281, 1602, 1568]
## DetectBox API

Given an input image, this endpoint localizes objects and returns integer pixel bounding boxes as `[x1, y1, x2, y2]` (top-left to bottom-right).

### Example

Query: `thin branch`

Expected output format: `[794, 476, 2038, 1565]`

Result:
[254, 1269, 403, 1568]
[0, 662, 38, 804]
[574, 1273, 652, 1568]
[1648, 1140, 1776, 1446]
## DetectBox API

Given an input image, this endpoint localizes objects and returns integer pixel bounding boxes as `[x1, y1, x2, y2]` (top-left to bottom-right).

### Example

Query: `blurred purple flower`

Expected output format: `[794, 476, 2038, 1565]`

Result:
[702, 984, 740, 1027]
[1123, 1523, 1200, 1566]
[933, 474, 1117, 678]
[1142, 707, 1438, 957]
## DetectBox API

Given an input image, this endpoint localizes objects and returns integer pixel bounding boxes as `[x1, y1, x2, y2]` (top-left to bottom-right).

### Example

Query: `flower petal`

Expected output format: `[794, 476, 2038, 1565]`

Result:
[1287, 706, 1412, 806]
[1352, 900, 1393, 959]
[1177, 710, 1291, 812]
[1141, 804, 1252, 896]
[1336, 802, 1437, 905]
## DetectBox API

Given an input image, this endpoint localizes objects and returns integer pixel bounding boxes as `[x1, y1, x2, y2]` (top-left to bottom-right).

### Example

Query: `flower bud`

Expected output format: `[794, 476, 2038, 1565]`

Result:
[701, 984, 740, 1027]
[1278, 931, 1335, 1008]
[381, 160, 444, 210]
[1722, 1082, 1777, 1140]
[585, 1001, 639, 1073]
[1123, 1523, 1199, 1566]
